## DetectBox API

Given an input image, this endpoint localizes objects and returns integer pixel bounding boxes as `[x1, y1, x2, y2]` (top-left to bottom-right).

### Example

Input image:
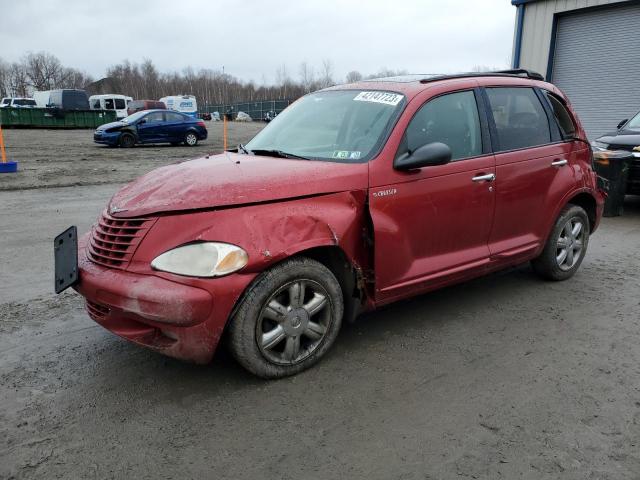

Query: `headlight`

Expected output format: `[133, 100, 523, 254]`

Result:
[591, 141, 631, 165]
[151, 242, 248, 277]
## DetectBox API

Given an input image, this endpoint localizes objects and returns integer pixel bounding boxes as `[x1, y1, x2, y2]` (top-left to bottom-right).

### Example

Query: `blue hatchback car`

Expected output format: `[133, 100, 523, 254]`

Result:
[94, 109, 208, 147]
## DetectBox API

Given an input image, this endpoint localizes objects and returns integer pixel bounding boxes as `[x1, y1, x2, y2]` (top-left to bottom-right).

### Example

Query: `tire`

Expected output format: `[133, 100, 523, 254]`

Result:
[118, 132, 135, 148]
[532, 204, 590, 281]
[228, 257, 344, 378]
[184, 131, 198, 146]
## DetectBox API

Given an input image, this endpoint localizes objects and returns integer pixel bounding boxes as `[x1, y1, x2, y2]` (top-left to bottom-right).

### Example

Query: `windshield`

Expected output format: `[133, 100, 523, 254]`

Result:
[245, 90, 405, 162]
[122, 111, 149, 123]
[626, 111, 640, 130]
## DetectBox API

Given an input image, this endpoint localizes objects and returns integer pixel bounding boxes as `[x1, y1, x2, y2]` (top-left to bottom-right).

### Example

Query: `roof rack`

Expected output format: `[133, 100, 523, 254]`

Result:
[419, 69, 545, 84]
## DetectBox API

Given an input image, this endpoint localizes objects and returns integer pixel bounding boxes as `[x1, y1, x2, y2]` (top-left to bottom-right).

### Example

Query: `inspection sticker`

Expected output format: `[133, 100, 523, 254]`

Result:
[353, 91, 403, 106]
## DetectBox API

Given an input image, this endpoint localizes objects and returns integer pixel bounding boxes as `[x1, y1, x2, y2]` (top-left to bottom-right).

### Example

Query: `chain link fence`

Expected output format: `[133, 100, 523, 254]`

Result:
[201, 99, 293, 121]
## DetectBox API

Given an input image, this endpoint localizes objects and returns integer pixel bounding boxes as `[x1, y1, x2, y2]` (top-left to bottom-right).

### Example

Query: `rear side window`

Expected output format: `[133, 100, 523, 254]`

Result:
[105, 99, 114, 110]
[166, 112, 184, 122]
[544, 92, 576, 138]
[486, 87, 551, 151]
[400, 90, 482, 161]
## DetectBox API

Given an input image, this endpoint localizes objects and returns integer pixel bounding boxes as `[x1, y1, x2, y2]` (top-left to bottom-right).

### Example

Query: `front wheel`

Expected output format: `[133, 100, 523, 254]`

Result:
[228, 257, 344, 378]
[118, 132, 135, 148]
[184, 132, 198, 146]
[532, 204, 590, 281]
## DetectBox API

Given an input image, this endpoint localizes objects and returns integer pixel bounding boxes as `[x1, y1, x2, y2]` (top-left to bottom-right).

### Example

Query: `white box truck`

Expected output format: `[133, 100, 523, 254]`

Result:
[159, 95, 198, 118]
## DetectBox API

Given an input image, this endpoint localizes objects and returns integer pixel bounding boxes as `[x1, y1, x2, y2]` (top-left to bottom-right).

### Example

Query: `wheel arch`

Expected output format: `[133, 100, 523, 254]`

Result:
[566, 191, 598, 233]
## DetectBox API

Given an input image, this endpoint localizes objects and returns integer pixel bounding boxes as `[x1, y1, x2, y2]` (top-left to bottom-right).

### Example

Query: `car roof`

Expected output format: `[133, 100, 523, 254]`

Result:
[324, 69, 561, 102]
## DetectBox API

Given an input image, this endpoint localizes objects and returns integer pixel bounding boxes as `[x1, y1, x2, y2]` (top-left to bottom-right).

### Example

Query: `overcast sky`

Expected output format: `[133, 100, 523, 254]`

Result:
[1, 0, 516, 84]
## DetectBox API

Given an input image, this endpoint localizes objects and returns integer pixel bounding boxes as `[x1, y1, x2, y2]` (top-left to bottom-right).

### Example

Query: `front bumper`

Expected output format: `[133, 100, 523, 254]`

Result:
[93, 131, 120, 145]
[74, 237, 252, 364]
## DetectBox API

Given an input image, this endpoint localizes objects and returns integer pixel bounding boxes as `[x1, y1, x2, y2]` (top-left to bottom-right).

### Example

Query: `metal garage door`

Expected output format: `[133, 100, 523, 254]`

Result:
[551, 2, 640, 139]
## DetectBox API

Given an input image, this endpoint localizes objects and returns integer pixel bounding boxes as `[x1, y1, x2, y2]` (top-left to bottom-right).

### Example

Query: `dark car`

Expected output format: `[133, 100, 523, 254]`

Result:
[127, 100, 167, 116]
[60, 70, 604, 378]
[593, 111, 640, 195]
[48, 89, 90, 110]
[93, 109, 208, 147]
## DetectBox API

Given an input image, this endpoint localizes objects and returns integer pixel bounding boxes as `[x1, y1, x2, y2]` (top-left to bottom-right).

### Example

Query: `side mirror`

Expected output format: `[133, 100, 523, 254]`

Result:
[617, 119, 628, 129]
[394, 142, 452, 171]
[138, 118, 146, 125]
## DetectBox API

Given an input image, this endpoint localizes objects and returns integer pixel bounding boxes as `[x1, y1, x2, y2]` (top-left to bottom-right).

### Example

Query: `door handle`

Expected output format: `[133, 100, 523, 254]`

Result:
[472, 173, 496, 182]
[551, 159, 568, 167]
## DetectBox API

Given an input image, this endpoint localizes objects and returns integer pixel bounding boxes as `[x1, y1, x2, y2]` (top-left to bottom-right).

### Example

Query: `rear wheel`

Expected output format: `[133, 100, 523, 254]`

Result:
[532, 204, 589, 281]
[184, 132, 198, 146]
[228, 257, 343, 378]
[118, 132, 135, 148]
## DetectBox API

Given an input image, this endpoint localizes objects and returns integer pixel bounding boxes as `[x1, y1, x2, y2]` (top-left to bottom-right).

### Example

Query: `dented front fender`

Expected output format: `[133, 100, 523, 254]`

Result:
[129, 190, 371, 276]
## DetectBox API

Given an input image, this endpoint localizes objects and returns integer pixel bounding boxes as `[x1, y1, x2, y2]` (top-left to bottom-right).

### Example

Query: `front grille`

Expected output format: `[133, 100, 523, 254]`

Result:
[86, 300, 110, 321]
[88, 210, 156, 269]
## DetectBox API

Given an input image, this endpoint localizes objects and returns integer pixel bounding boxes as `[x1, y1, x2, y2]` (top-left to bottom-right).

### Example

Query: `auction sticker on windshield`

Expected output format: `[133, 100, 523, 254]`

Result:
[353, 91, 403, 106]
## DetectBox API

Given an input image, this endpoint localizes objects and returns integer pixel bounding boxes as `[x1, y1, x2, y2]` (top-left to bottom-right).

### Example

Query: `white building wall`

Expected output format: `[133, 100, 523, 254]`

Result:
[516, 0, 628, 75]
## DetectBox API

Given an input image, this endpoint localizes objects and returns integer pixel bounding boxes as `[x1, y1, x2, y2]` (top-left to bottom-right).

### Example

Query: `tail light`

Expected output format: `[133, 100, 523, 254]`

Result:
[197, 120, 207, 128]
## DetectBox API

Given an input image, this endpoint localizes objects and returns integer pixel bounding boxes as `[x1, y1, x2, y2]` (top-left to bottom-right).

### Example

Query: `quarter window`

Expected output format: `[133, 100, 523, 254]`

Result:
[545, 92, 576, 138]
[400, 90, 483, 161]
[486, 87, 551, 151]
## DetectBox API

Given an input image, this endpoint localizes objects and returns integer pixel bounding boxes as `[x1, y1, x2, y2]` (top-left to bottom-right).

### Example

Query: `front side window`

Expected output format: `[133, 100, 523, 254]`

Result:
[398, 90, 482, 161]
[245, 90, 405, 162]
[145, 112, 165, 123]
[545, 92, 576, 138]
[114, 98, 126, 109]
[486, 87, 551, 151]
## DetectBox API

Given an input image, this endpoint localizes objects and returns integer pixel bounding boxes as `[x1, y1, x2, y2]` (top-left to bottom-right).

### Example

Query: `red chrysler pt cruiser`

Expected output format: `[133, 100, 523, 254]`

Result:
[55, 70, 604, 378]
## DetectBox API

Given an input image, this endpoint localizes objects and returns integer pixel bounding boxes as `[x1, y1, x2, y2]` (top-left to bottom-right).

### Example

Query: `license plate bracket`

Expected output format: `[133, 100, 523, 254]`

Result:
[54, 226, 78, 294]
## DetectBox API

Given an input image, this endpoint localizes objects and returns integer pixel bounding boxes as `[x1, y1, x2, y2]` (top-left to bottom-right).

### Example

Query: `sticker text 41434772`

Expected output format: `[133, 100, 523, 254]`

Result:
[353, 91, 403, 106]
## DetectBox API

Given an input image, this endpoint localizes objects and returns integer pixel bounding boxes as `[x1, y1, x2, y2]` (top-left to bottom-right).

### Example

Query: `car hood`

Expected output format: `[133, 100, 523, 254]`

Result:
[108, 152, 368, 217]
[597, 129, 640, 148]
[97, 120, 127, 131]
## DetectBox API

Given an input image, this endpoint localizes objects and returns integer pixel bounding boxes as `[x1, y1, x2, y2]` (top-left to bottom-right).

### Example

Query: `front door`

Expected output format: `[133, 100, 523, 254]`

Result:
[370, 89, 496, 304]
[137, 111, 166, 143]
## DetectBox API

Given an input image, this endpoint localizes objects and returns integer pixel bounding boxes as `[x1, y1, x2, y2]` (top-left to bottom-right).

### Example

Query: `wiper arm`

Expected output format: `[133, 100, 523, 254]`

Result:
[238, 143, 250, 154]
[250, 149, 311, 160]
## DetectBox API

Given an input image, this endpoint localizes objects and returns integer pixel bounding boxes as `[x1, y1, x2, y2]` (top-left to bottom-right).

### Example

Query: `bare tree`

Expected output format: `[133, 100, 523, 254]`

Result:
[299, 61, 315, 93]
[0, 58, 9, 97]
[24, 51, 68, 91]
[318, 59, 334, 88]
[345, 70, 362, 84]
[8, 62, 29, 97]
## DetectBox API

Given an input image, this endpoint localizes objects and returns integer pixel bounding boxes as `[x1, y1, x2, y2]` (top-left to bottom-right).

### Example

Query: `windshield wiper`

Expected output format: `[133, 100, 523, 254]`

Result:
[238, 143, 250, 154]
[249, 149, 311, 160]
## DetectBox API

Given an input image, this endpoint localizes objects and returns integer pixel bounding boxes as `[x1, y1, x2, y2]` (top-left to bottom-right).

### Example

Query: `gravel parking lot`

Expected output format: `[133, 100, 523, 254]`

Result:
[1, 127, 640, 479]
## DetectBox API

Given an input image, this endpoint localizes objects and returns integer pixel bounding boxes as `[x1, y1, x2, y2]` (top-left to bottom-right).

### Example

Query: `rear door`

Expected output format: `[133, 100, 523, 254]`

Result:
[165, 112, 187, 142]
[482, 86, 578, 261]
[370, 88, 496, 303]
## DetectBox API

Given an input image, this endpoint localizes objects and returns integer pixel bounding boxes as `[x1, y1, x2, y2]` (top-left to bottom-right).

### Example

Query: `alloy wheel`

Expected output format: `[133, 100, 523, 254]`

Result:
[185, 133, 197, 146]
[256, 279, 333, 365]
[556, 216, 585, 271]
